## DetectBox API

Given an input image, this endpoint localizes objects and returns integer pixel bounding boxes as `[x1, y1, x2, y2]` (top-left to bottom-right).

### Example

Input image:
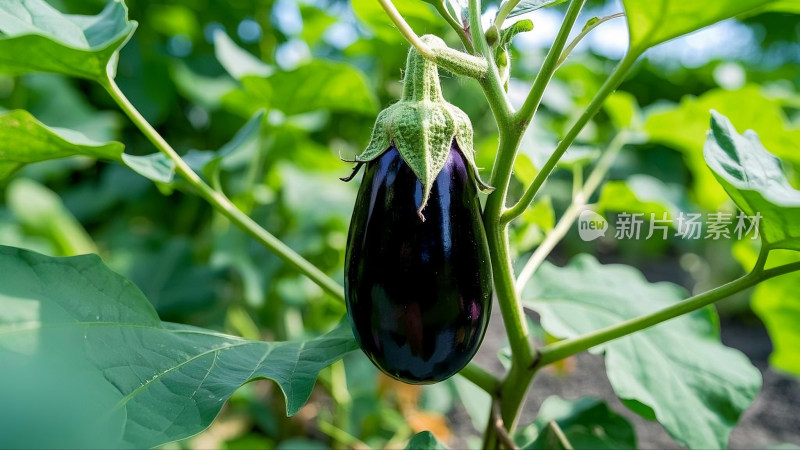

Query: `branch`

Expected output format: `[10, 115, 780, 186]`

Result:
[547, 420, 573, 450]
[536, 258, 800, 367]
[503, 51, 638, 223]
[458, 362, 501, 394]
[377, 0, 488, 79]
[494, 0, 523, 29]
[101, 76, 346, 302]
[515, 131, 629, 292]
[556, 13, 625, 68]
[431, 0, 475, 53]
[515, 0, 587, 125]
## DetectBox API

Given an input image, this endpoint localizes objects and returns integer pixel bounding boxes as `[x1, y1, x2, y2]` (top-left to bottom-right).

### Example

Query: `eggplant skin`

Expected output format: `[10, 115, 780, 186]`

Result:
[344, 143, 492, 384]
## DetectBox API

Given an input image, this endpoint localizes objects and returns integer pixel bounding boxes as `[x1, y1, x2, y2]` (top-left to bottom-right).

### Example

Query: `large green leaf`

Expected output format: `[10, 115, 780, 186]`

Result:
[514, 396, 636, 450]
[405, 431, 448, 450]
[644, 86, 800, 210]
[523, 255, 761, 449]
[0, 109, 124, 179]
[0, 245, 358, 448]
[0, 0, 136, 80]
[621, 0, 777, 54]
[704, 111, 800, 251]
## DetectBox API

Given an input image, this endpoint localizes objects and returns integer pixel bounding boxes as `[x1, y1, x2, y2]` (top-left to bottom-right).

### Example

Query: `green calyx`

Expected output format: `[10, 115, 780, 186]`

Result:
[355, 35, 491, 220]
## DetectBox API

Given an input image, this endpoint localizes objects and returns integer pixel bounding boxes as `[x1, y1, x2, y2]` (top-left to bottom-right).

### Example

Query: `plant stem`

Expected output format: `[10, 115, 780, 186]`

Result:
[504, 51, 638, 223]
[516, 0, 586, 126]
[101, 76, 346, 302]
[459, 362, 501, 394]
[493, 0, 523, 29]
[556, 13, 625, 68]
[432, 0, 475, 53]
[537, 260, 800, 366]
[515, 132, 628, 292]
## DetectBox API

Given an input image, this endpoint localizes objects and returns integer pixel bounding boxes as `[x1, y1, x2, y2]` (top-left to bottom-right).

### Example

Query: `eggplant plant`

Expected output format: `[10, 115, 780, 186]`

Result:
[0, 0, 799, 449]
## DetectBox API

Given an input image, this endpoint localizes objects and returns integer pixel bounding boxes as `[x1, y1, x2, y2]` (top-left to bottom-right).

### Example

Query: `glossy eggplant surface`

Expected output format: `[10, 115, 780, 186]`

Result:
[344, 144, 492, 383]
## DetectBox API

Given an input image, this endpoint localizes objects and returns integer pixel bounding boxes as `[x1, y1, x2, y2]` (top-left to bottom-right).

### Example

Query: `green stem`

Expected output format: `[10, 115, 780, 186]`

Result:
[515, 0, 586, 126]
[101, 76, 345, 302]
[515, 131, 628, 292]
[537, 260, 800, 366]
[493, 0, 522, 29]
[432, 0, 475, 53]
[459, 362, 501, 394]
[504, 51, 638, 223]
[556, 13, 625, 68]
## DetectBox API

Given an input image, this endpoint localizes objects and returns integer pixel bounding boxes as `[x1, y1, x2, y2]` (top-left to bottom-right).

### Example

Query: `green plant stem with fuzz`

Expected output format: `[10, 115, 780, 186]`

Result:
[100, 76, 346, 302]
[537, 257, 800, 367]
[515, 131, 629, 292]
[515, 0, 586, 127]
[377, 0, 488, 79]
[430, 0, 475, 53]
[504, 51, 638, 223]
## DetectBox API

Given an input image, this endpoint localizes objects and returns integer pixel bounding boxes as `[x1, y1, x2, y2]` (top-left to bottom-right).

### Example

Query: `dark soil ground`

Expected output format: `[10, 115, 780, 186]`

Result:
[450, 306, 800, 449]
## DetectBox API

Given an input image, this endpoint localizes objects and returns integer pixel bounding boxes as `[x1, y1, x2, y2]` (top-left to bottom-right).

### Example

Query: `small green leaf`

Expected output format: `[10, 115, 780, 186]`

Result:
[704, 110, 800, 251]
[507, 0, 567, 18]
[0, 0, 136, 80]
[405, 431, 448, 450]
[621, 0, 776, 54]
[597, 175, 683, 220]
[0, 109, 124, 179]
[523, 255, 762, 449]
[515, 396, 636, 449]
[0, 245, 358, 449]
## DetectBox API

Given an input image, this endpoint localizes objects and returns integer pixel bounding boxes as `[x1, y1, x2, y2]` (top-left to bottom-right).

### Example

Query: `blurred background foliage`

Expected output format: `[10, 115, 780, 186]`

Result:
[0, 0, 798, 448]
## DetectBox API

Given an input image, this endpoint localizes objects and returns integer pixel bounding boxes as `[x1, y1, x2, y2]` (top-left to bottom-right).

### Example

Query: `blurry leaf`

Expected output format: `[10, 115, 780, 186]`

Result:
[270, 61, 377, 116]
[405, 431, 448, 450]
[523, 255, 762, 449]
[451, 375, 490, 432]
[352, 0, 438, 43]
[507, 0, 567, 18]
[0, 109, 124, 179]
[644, 86, 800, 210]
[0, 245, 358, 448]
[6, 178, 97, 256]
[604, 91, 642, 131]
[405, 411, 452, 445]
[704, 111, 800, 251]
[621, 0, 775, 54]
[147, 4, 199, 38]
[0, 0, 136, 80]
[122, 110, 264, 186]
[171, 62, 238, 110]
[299, 5, 336, 46]
[515, 396, 636, 449]
[597, 175, 683, 220]
[214, 30, 274, 80]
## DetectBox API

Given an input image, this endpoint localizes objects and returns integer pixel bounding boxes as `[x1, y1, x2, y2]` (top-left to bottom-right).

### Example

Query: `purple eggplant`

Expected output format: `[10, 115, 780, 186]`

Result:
[344, 142, 492, 384]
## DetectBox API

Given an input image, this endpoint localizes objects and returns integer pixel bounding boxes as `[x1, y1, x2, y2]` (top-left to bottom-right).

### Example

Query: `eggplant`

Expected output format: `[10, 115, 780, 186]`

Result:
[344, 142, 492, 383]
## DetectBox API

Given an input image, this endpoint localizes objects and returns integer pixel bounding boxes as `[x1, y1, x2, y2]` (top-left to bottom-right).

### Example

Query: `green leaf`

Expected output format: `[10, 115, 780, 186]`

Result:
[0, 0, 136, 80]
[644, 86, 800, 210]
[704, 111, 800, 251]
[507, 0, 567, 18]
[523, 255, 762, 449]
[597, 175, 683, 220]
[352, 0, 438, 43]
[621, 0, 777, 54]
[230, 61, 378, 117]
[122, 110, 264, 186]
[6, 178, 97, 256]
[0, 109, 124, 179]
[213, 29, 274, 80]
[0, 245, 358, 449]
[405, 431, 448, 450]
[515, 396, 636, 450]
